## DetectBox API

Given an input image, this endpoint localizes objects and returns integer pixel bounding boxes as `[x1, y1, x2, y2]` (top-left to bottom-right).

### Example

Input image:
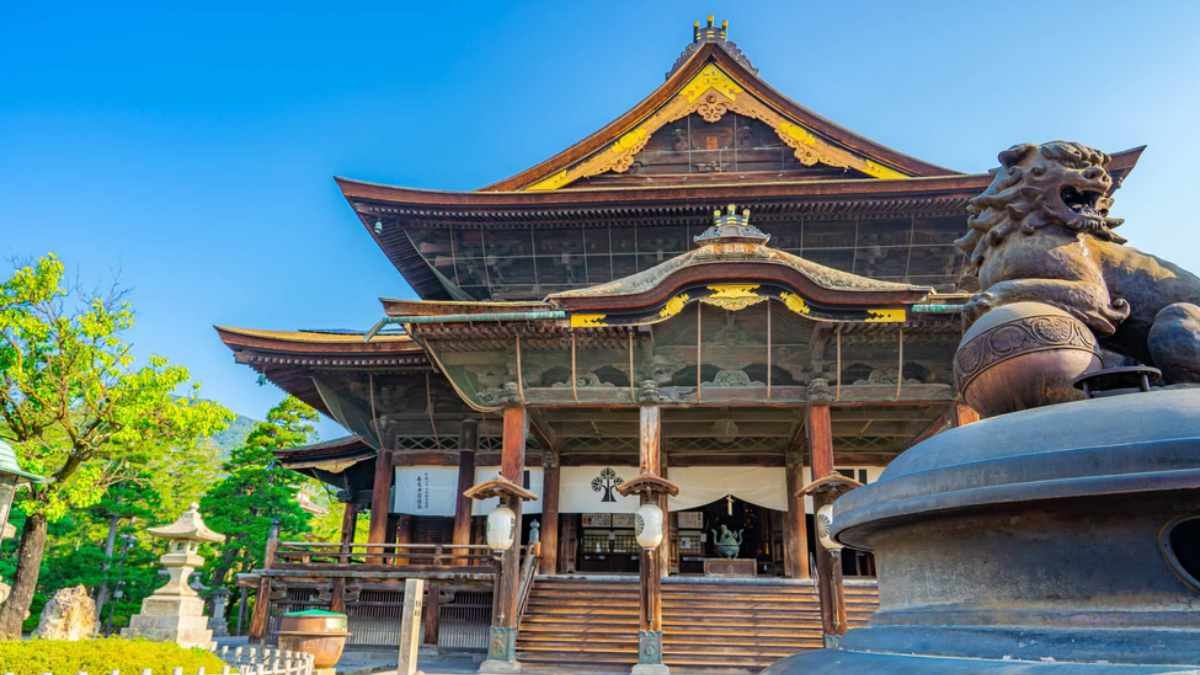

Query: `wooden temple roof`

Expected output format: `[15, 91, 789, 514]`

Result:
[214, 325, 430, 415]
[331, 21, 1146, 302]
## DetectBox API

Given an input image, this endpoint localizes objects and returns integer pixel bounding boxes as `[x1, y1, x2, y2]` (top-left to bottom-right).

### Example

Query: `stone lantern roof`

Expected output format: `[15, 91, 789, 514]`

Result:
[147, 503, 225, 544]
[0, 439, 44, 483]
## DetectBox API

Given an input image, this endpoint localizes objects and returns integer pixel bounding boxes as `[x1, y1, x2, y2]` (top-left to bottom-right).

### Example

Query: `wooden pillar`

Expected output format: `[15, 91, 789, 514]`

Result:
[394, 514, 413, 567]
[951, 402, 980, 427]
[340, 499, 359, 549]
[332, 499, 358, 612]
[806, 402, 846, 640]
[453, 419, 478, 566]
[784, 456, 811, 579]
[657, 445, 670, 579]
[248, 520, 279, 641]
[540, 454, 560, 574]
[423, 582, 440, 646]
[635, 404, 668, 673]
[484, 405, 527, 670]
[368, 448, 393, 564]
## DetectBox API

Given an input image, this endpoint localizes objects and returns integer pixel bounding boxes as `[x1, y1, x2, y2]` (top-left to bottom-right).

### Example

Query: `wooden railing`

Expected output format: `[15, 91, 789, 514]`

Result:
[273, 542, 497, 571]
[515, 541, 541, 625]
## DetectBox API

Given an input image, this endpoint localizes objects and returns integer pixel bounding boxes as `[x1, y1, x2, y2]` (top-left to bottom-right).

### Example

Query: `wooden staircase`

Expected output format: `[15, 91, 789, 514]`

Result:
[516, 576, 879, 671]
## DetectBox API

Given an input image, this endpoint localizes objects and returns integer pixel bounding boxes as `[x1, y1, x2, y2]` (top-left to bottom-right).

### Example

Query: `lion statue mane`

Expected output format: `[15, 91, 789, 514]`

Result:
[956, 141, 1200, 383]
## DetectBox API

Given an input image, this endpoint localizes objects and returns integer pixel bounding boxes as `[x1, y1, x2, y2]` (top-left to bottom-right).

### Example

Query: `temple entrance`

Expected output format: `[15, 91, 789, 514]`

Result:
[674, 496, 785, 576]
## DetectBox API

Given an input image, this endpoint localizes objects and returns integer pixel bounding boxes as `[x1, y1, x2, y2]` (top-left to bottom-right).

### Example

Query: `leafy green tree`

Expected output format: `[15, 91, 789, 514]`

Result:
[0, 254, 232, 638]
[200, 397, 317, 600]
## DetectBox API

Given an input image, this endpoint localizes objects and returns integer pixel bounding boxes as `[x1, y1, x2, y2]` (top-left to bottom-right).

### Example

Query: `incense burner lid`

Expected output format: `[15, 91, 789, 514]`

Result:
[834, 388, 1200, 549]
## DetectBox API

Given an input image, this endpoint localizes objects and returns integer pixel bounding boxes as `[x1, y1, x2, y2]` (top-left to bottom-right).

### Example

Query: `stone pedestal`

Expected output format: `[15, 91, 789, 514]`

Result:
[703, 558, 756, 577]
[124, 592, 215, 648]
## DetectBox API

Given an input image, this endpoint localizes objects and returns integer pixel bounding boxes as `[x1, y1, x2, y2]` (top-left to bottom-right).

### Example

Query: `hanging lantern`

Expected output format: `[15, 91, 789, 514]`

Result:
[816, 504, 843, 551]
[635, 503, 665, 550]
[487, 505, 517, 552]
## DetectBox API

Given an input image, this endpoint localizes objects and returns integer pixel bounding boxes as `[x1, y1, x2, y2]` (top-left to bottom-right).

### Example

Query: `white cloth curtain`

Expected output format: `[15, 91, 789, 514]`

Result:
[393, 464, 886, 517]
[558, 466, 641, 514]
[666, 467, 788, 512]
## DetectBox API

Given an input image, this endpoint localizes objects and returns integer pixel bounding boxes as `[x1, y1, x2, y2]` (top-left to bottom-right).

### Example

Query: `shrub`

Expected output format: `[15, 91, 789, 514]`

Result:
[0, 637, 226, 675]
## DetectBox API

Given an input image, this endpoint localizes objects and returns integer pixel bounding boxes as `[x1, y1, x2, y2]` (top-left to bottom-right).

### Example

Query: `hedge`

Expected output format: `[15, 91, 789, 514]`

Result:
[0, 638, 226, 675]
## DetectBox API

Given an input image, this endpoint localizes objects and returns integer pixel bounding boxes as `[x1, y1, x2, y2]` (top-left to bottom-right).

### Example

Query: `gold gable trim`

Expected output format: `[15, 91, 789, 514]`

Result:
[525, 64, 909, 191]
[700, 284, 766, 312]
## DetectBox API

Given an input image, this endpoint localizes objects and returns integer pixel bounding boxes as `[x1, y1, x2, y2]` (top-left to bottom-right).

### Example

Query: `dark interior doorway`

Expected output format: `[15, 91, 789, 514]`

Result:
[675, 496, 784, 576]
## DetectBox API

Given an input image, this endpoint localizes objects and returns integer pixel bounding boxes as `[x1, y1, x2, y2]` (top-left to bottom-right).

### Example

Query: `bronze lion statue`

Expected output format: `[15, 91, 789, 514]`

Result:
[957, 141, 1200, 383]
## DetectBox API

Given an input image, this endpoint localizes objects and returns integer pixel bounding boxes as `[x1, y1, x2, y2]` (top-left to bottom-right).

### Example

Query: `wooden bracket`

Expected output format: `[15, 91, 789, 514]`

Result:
[463, 476, 537, 502]
[798, 473, 862, 499]
[617, 473, 681, 498]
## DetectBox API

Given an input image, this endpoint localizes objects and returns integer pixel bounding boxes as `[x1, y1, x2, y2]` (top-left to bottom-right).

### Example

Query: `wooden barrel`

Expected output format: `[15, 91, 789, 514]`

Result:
[277, 609, 349, 669]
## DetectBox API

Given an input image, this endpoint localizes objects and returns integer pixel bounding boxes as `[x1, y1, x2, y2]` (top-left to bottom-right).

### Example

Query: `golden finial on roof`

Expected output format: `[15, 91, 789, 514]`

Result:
[693, 16, 729, 43]
[694, 203, 770, 246]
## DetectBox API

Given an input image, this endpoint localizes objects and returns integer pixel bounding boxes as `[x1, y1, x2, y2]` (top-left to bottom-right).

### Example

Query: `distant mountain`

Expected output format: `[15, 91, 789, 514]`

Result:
[208, 412, 258, 458]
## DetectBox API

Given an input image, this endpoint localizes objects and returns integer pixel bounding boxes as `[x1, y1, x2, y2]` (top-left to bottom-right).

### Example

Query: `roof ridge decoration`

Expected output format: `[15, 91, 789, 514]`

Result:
[693, 203, 770, 246]
[668, 16, 756, 78]
[524, 61, 908, 192]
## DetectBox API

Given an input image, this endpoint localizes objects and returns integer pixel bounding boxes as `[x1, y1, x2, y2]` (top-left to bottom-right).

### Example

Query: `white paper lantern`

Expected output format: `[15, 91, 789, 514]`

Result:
[487, 505, 517, 552]
[816, 504, 843, 551]
[635, 503, 664, 550]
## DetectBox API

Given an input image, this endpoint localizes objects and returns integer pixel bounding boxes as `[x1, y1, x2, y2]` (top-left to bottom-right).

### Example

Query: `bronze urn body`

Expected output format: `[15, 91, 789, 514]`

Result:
[766, 388, 1200, 672]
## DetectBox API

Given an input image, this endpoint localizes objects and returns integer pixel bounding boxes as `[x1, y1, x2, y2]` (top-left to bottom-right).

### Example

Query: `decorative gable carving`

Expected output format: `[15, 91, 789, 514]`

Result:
[526, 64, 908, 191]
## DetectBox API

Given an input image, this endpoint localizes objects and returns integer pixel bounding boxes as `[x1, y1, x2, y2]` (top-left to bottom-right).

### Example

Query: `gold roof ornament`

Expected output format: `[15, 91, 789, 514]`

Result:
[147, 503, 226, 544]
[693, 204, 771, 246]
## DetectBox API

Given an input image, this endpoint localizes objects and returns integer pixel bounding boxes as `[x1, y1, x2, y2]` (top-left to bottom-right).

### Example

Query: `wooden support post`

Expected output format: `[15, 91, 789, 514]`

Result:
[332, 499, 357, 613]
[397, 578, 425, 675]
[806, 403, 846, 641]
[423, 582, 440, 646]
[453, 419, 478, 567]
[368, 449, 393, 564]
[340, 500, 359, 550]
[540, 454, 560, 574]
[657, 445, 670, 579]
[784, 457, 811, 579]
[636, 492, 668, 675]
[237, 585, 249, 636]
[482, 406, 527, 673]
[634, 404, 669, 674]
[393, 514, 413, 567]
[248, 520, 279, 642]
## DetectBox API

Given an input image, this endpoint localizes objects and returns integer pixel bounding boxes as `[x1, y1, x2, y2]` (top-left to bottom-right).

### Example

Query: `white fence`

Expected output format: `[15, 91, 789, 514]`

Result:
[3, 644, 315, 675]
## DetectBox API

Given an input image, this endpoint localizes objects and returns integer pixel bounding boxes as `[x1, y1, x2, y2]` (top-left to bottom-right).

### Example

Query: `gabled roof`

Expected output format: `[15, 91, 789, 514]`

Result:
[484, 27, 958, 192]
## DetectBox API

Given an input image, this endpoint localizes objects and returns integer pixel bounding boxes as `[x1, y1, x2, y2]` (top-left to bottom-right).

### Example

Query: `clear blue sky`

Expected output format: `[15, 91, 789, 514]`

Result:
[4, 2, 1198, 437]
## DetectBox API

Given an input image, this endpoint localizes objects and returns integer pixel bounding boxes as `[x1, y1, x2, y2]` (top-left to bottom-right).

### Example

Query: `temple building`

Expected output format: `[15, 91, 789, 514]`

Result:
[217, 18, 1144, 672]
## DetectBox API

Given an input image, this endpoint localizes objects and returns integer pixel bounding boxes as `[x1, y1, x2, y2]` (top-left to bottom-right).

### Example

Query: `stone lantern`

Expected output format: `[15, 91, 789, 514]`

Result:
[123, 503, 225, 649]
[0, 439, 44, 539]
